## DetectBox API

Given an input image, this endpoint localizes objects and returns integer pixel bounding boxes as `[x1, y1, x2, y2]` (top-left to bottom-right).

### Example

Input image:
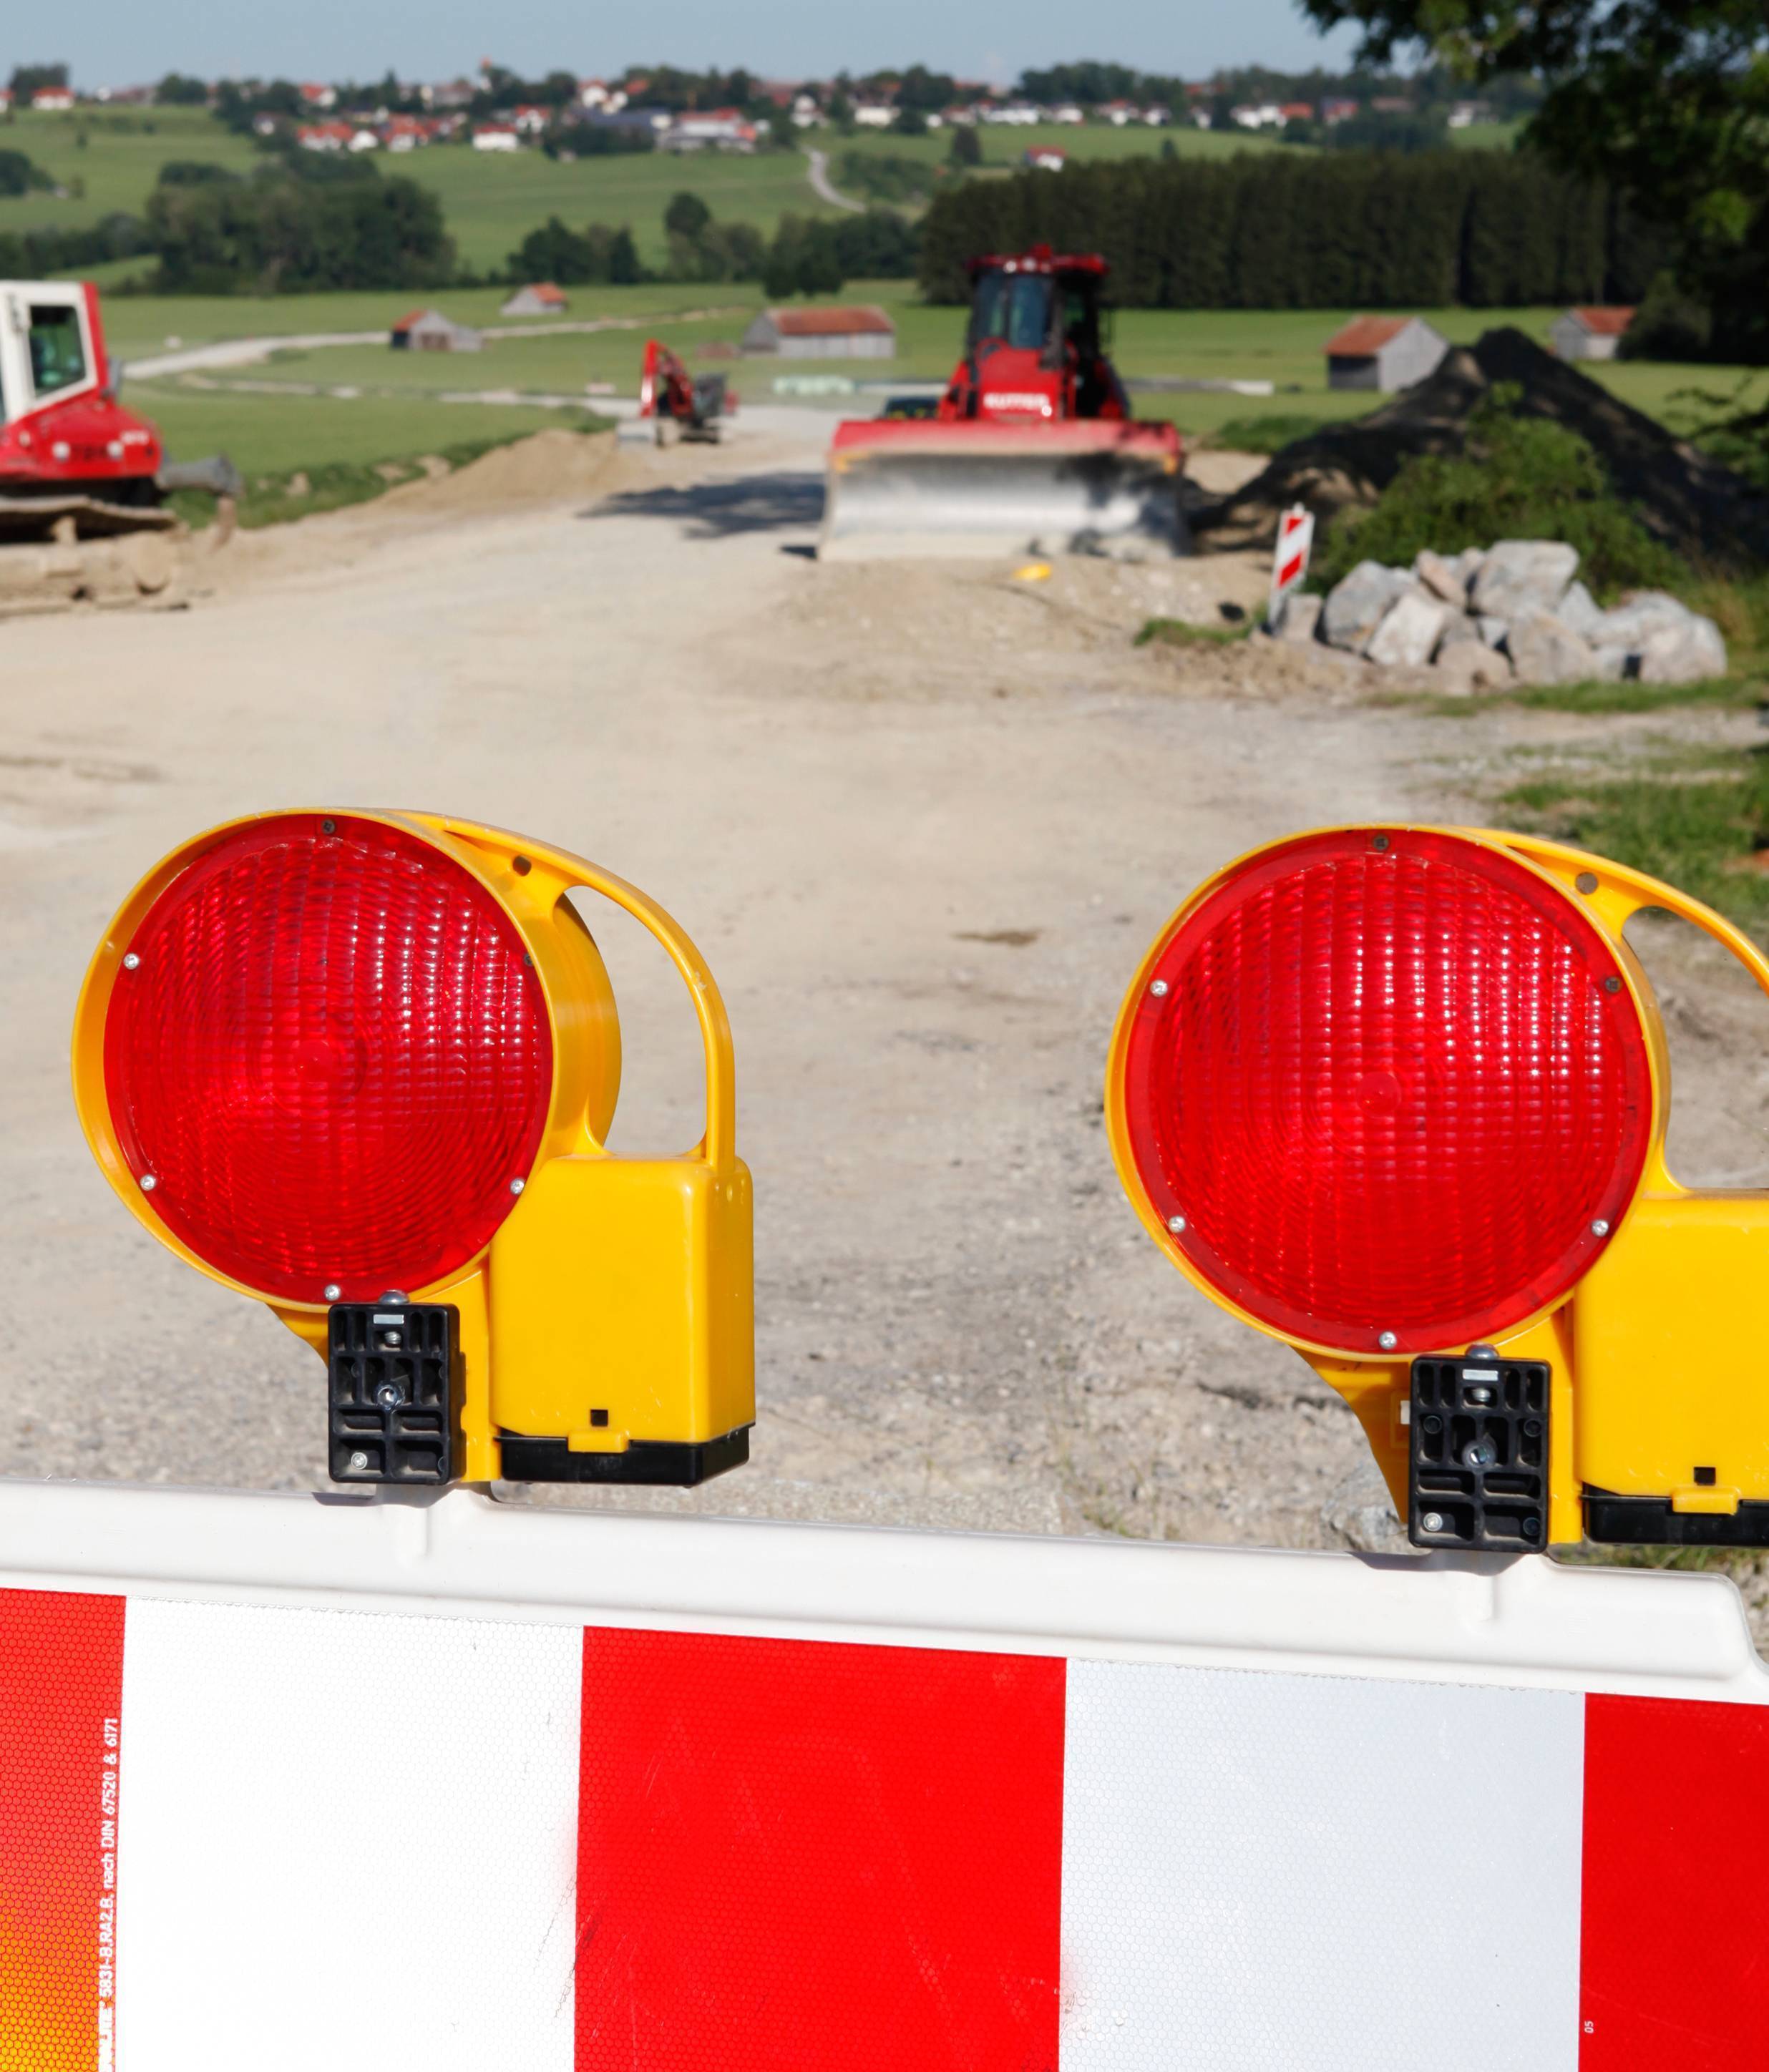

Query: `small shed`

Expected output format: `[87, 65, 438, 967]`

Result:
[741, 306, 896, 359]
[1024, 145, 1067, 171]
[1551, 307, 1635, 362]
[500, 282, 569, 318]
[1324, 316, 1448, 393]
[390, 309, 483, 353]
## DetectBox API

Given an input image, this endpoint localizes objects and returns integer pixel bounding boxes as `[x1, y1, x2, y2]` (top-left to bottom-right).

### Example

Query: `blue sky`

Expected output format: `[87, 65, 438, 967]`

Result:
[36, 1, 1365, 92]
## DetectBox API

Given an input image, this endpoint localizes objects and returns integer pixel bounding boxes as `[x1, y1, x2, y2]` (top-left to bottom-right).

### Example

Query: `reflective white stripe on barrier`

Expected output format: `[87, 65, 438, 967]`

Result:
[2, 1478, 1767, 2072]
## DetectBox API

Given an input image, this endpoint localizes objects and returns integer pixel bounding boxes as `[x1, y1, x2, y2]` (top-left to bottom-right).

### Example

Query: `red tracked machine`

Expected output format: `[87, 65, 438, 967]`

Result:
[0, 278, 238, 613]
[820, 247, 1183, 559]
[638, 337, 731, 445]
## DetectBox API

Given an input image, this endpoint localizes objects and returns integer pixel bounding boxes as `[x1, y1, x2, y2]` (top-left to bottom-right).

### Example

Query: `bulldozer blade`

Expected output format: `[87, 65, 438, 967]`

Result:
[820, 419, 1186, 562]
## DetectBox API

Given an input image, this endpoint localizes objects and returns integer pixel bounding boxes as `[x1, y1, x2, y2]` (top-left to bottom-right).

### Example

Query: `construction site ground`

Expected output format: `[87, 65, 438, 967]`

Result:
[5, 418, 1766, 1609]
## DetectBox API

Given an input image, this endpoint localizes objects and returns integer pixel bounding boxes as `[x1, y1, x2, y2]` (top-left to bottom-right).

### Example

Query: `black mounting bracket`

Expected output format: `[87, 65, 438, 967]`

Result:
[1409, 1349, 1549, 1551]
[328, 1301, 457, 1486]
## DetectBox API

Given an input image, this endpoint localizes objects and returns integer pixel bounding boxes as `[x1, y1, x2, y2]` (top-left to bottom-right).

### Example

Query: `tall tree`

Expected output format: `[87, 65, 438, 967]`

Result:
[9, 62, 69, 97]
[1295, 1, 1769, 357]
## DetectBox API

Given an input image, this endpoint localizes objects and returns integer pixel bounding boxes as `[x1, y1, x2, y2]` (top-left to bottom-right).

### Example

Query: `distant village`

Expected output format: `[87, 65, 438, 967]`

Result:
[0, 59, 1510, 159]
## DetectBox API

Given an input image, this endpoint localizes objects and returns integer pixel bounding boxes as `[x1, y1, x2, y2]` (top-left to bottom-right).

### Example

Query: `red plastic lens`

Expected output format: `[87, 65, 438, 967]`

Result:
[1120, 830, 1652, 1354]
[104, 814, 552, 1304]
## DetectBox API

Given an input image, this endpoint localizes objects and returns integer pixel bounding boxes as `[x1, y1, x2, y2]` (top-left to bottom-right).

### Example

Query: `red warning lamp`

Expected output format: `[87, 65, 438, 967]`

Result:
[1103, 824, 1769, 1554]
[1113, 827, 1652, 1358]
[74, 810, 752, 1490]
[101, 814, 556, 1306]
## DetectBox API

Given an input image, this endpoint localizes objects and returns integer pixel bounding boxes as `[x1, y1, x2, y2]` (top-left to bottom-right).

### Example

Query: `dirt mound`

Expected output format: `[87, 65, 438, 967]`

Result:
[1194, 329, 1769, 572]
[378, 426, 629, 517]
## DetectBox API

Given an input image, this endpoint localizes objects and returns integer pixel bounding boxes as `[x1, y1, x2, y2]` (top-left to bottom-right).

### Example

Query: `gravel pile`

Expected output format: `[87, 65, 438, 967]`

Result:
[1272, 538, 1727, 693]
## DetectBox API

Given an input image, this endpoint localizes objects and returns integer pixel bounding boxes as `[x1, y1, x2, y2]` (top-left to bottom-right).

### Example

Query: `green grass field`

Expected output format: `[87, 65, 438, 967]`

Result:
[96, 280, 759, 358]
[134, 384, 595, 477]
[108, 285, 1767, 466]
[0, 106, 260, 228]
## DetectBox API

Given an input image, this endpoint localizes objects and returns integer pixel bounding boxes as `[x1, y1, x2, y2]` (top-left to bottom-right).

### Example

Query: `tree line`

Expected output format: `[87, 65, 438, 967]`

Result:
[917, 151, 1671, 310]
[506, 196, 917, 294]
[145, 156, 453, 292]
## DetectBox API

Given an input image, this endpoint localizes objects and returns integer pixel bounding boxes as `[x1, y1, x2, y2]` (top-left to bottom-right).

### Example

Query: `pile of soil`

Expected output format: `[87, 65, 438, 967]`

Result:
[378, 426, 628, 516]
[1193, 328, 1769, 573]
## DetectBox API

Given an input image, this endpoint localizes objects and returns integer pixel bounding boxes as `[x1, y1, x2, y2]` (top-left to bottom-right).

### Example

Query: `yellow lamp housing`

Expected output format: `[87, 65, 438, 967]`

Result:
[1106, 822, 1769, 1553]
[72, 810, 754, 1489]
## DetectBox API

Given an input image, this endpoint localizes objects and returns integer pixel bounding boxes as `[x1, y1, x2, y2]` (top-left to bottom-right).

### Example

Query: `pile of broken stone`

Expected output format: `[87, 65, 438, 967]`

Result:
[1272, 539, 1727, 694]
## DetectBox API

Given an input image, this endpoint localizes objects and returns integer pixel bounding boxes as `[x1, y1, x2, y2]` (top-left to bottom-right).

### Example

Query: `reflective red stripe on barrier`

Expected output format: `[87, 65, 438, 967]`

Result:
[577, 1629, 1066, 2072]
[1580, 1693, 1769, 2071]
[3, 1584, 1768, 2069]
[0, 1588, 124, 2072]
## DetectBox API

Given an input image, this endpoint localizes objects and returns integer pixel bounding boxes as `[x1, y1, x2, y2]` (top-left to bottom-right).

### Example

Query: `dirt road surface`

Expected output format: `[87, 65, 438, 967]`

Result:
[5, 420, 1765, 1580]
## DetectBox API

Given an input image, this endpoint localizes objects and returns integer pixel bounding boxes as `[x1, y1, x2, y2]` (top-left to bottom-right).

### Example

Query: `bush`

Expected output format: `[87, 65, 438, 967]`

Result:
[837, 151, 932, 205]
[948, 125, 981, 170]
[0, 211, 149, 275]
[1619, 269, 1714, 361]
[157, 160, 240, 188]
[831, 207, 918, 278]
[506, 215, 648, 285]
[756, 207, 918, 296]
[0, 149, 52, 197]
[667, 218, 764, 283]
[1313, 387, 1686, 600]
[762, 213, 844, 298]
[606, 228, 642, 285]
[566, 120, 654, 156]
[1322, 109, 1447, 154]
[147, 166, 454, 292]
[663, 190, 711, 241]
[1657, 363, 1769, 491]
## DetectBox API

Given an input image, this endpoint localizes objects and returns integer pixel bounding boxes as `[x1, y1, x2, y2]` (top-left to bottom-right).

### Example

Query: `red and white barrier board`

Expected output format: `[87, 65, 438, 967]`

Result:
[2, 1481, 1766, 2071]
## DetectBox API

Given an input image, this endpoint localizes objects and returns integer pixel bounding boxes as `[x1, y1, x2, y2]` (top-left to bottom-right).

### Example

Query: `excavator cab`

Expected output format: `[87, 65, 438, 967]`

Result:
[0, 280, 160, 494]
[0, 281, 238, 617]
[0, 282, 102, 431]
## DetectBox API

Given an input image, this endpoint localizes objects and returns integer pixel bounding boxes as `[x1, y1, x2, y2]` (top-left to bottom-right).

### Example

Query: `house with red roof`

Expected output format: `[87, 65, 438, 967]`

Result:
[1325, 315, 1449, 392]
[389, 309, 483, 352]
[500, 282, 570, 317]
[741, 306, 897, 359]
[1551, 307, 1637, 363]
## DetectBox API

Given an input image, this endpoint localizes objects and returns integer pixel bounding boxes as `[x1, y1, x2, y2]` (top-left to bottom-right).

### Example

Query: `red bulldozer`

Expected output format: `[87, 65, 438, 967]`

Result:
[820, 247, 1183, 559]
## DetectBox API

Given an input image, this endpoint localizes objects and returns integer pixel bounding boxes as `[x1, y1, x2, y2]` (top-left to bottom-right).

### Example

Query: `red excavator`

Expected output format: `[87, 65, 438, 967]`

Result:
[0, 279, 238, 615]
[821, 248, 1183, 558]
[638, 336, 732, 444]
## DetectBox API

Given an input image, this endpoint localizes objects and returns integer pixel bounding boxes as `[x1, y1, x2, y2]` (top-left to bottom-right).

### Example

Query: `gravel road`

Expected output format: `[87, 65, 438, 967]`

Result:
[804, 147, 867, 212]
